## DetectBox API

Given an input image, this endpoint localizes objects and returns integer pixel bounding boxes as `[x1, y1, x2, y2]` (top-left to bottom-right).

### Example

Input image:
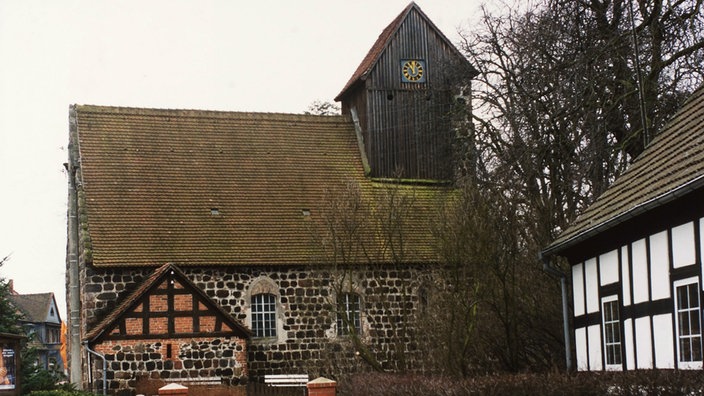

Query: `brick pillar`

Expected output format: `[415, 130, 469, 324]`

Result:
[158, 383, 188, 396]
[307, 377, 337, 396]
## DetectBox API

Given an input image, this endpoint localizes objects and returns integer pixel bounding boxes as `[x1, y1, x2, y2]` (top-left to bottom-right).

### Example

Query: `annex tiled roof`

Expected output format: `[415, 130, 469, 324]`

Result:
[85, 263, 251, 342]
[73, 105, 450, 267]
[9, 293, 55, 323]
[544, 86, 704, 255]
[334, 2, 475, 101]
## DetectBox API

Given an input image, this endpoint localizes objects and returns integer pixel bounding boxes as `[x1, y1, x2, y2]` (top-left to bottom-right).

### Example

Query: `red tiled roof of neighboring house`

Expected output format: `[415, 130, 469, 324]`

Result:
[544, 86, 704, 255]
[85, 263, 251, 342]
[9, 293, 55, 323]
[73, 105, 451, 267]
[334, 2, 475, 102]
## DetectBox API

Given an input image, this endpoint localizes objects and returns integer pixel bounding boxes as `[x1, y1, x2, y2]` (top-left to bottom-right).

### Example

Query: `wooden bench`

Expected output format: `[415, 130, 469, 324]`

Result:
[165, 376, 221, 385]
[264, 374, 309, 388]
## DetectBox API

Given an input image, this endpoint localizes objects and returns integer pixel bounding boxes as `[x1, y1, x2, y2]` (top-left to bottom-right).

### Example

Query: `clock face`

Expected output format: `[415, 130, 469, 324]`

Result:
[401, 59, 426, 83]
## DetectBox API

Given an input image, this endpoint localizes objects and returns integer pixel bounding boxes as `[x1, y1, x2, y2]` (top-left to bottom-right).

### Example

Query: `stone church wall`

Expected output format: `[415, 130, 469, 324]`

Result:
[80, 263, 433, 388]
[92, 337, 248, 392]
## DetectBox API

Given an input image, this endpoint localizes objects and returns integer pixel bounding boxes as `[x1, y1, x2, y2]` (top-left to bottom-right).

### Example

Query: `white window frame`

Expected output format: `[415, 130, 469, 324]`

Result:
[674, 277, 703, 369]
[601, 295, 623, 370]
[251, 293, 277, 338]
[337, 293, 361, 336]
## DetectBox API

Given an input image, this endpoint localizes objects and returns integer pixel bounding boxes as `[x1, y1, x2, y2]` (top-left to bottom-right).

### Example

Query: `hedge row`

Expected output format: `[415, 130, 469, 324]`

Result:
[337, 370, 704, 396]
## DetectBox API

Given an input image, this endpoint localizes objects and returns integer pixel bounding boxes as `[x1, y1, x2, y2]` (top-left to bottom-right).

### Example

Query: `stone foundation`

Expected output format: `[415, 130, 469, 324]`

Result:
[92, 337, 247, 392]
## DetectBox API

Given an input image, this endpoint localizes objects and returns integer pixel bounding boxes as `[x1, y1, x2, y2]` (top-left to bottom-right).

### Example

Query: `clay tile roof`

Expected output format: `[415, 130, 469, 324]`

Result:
[86, 263, 251, 342]
[334, 2, 476, 102]
[73, 105, 449, 267]
[9, 293, 55, 322]
[544, 86, 704, 255]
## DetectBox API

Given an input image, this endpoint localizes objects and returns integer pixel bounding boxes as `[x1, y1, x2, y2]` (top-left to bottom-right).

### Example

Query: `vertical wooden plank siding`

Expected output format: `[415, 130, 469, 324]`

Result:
[361, 9, 465, 180]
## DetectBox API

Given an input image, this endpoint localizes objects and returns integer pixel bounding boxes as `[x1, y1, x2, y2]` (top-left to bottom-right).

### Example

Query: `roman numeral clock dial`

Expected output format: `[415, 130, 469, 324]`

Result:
[401, 59, 426, 83]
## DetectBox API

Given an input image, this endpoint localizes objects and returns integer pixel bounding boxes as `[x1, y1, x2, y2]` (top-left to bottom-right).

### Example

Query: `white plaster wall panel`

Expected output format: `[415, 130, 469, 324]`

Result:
[632, 238, 649, 304]
[650, 231, 670, 300]
[575, 327, 588, 371]
[599, 249, 619, 285]
[635, 316, 653, 368]
[652, 313, 675, 368]
[621, 247, 631, 306]
[573, 263, 585, 317]
[623, 318, 635, 370]
[587, 324, 603, 370]
[585, 258, 599, 313]
[672, 222, 695, 268]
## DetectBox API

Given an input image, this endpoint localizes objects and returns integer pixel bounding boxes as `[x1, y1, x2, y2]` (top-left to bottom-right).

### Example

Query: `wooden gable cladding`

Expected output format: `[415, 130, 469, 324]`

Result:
[87, 263, 251, 344]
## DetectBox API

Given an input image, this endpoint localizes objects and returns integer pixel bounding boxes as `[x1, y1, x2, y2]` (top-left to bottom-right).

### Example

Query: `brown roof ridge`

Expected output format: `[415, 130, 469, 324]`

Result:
[86, 263, 251, 343]
[11, 292, 53, 298]
[73, 104, 349, 122]
[334, 2, 416, 102]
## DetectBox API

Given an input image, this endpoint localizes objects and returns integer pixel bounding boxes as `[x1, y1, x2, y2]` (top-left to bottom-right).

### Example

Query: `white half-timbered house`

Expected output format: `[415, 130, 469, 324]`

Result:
[542, 86, 704, 371]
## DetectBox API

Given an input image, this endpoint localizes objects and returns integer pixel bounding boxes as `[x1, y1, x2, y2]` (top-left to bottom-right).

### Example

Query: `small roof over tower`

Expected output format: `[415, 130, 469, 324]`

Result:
[335, 2, 477, 102]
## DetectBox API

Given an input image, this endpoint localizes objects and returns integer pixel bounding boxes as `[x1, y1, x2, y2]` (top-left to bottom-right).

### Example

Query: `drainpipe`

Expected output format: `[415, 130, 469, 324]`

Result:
[84, 342, 106, 396]
[540, 252, 573, 371]
[67, 106, 83, 386]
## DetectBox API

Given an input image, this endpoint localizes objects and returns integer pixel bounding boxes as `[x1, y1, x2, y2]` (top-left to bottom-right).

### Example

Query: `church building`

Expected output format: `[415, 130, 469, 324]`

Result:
[65, 3, 477, 393]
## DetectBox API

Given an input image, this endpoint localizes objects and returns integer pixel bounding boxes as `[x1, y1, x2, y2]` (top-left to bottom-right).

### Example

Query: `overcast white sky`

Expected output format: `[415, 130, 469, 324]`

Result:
[0, 0, 490, 319]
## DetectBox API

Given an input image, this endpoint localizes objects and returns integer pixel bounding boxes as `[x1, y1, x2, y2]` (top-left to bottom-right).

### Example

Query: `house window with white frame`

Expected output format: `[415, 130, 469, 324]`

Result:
[251, 293, 277, 338]
[601, 295, 622, 368]
[674, 278, 703, 367]
[337, 293, 361, 336]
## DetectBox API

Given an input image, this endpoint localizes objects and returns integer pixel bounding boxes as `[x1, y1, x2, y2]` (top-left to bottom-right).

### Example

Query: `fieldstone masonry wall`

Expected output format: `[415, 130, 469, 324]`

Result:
[80, 263, 433, 391]
[93, 337, 247, 392]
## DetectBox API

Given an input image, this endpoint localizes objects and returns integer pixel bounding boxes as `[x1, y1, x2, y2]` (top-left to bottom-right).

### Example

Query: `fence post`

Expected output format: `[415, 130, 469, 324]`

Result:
[158, 383, 189, 396]
[306, 377, 336, 396]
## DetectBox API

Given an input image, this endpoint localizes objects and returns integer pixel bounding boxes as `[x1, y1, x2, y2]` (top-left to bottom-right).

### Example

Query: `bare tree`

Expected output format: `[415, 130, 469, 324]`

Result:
[432, 0, 704, 373]
[304, 100, 341, 116]
[310, 178, 425, 373]
[418, 174, 564, 374]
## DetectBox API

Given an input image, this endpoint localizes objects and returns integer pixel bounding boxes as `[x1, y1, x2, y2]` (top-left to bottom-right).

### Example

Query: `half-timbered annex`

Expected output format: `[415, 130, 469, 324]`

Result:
[85, 263, 251, 389]
[542, 86, 704, 371]
[65, 3, 476, 393]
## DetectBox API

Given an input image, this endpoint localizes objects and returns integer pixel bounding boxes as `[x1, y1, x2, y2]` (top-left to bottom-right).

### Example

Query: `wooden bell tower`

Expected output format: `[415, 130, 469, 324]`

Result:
[335, 2, 478, 182]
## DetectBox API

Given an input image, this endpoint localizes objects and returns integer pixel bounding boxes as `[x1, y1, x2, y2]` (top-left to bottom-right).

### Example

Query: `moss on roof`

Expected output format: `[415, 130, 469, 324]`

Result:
[72, 105, 452, 267]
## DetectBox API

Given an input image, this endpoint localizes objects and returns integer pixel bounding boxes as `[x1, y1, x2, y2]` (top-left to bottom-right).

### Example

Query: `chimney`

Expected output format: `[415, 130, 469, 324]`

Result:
[7, 279, 17, 295]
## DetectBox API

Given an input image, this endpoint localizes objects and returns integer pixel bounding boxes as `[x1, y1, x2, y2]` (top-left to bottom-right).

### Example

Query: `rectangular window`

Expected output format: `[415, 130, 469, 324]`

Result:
[675, 278, 702, 368]
[337, 293, 361, 336]
[251, 294, 277, 338]
[601, 295, 622, 368]
[47, 327, 60, 344]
